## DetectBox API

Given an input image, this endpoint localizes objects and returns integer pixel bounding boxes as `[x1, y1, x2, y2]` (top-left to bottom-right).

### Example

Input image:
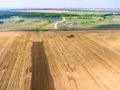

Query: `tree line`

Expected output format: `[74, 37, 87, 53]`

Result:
[0, 11, 79, 19]
[0, 10, 116, 20]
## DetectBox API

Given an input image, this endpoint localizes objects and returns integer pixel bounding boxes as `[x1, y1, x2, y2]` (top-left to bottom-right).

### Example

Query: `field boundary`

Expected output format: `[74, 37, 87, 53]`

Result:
[0, 28, 120, 32]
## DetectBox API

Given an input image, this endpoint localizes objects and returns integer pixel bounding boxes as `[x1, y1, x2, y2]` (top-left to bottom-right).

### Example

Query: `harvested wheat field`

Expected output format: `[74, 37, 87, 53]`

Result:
[1, 30, 120, 90]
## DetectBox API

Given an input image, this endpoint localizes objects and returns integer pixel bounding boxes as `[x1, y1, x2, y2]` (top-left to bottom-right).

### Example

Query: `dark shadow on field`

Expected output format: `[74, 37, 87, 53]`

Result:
[95, 24, 120, 29]
[31, 42, 55, 90]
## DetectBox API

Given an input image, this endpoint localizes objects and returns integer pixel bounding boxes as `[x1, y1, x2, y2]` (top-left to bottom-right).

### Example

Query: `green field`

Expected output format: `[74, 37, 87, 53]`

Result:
[0, 11, 120, 30]
[0, 20, 54, 30]
[58, 14, 120, 29]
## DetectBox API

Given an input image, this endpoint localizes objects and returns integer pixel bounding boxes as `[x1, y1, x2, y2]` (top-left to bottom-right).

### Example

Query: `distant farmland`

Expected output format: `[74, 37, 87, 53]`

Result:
[11, 10, 69, 13]
[1, 31, 120, 90]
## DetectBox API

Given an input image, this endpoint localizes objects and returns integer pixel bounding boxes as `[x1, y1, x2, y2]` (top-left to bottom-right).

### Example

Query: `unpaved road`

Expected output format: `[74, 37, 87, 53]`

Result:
[1, 31, 120, 90]
[54, 17, 65, 29]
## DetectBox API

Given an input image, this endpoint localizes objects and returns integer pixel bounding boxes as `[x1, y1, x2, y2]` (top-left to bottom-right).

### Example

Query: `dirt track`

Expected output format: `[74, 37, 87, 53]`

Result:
[0, 31, 120, 90]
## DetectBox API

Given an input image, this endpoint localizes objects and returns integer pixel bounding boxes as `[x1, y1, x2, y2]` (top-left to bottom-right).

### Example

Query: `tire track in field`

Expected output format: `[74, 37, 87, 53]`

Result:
[0, 37, 22, 90]
[81, 36, 120, 73]
[53, 37, 75, 90]
[51, 36, 104, 90]
[20, 35, 32, 90]
[68, 36, 110, 89]
[71, 35, 120, 89]
[58, 36, 106, 90]
[6, 36, 28, 90]
[44, 39, 66, 90]
[0, 38, 16, 66]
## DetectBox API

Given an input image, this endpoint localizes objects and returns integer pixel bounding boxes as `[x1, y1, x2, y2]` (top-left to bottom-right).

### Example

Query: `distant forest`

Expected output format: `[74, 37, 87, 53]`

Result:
[0, 10, 119, 19]
[0, 11, 79, 19]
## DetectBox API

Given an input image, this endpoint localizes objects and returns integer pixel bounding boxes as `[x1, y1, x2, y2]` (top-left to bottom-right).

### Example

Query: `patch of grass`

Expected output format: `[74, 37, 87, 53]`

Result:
[16, 20, 25, 23]
[35, 28, 41, 32]
[38, 21, 53, 29]
[58, 23, 68, 29]
[66, 18, 79, 21]
[10, 16, 20, 18]
[35, 21, 52, 31]
[80, 21, 91, 25]
[104, 16, 115, 20]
